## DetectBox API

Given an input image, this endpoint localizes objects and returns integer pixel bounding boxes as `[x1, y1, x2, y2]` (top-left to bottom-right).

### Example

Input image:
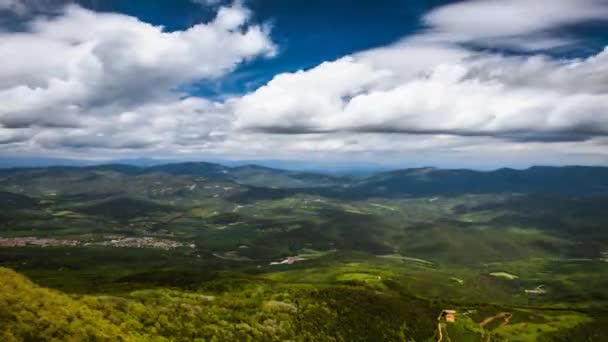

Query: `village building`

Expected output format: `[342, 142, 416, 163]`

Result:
[441, 310, 457, 323]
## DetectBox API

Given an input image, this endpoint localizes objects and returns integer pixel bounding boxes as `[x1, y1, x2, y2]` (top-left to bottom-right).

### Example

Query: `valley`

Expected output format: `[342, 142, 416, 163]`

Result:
[1, 163, 608, 341]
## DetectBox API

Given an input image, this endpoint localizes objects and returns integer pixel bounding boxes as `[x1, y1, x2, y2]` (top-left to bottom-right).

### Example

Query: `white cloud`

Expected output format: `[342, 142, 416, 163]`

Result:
[232, 0, 608, 145]
[233, 44, 608, 141]
[0, 0, 28, 14]
[0, 3, 274, 109]
[33, 97, 230, 149]
[2, 0, 608, 168]
[233, 57, 392, 132]
[0, 3, 274, 150]
[0, 0, 67, 15]
[421, 0, 608, 50]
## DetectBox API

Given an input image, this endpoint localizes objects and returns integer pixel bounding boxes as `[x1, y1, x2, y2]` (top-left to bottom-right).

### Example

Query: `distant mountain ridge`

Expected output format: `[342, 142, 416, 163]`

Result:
[354, 165, 608, 196]
[0, 157, 396, 174]
[1, 162, 608, 196]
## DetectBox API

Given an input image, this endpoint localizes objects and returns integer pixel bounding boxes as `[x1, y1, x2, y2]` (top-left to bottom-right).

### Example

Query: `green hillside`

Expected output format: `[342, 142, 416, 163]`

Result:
[1, 164, 608, 340]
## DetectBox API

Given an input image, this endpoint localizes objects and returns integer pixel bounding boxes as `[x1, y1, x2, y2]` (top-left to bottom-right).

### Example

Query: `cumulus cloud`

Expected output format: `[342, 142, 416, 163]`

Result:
[421, 0, 608, 50]
[232, 0, 608, 144]
[0, 0, 26, 13]
[33, 97, 229, 149]
[1, 0, 608, 167]
[0, 0, 67, 15]
[0, 0, 37, 14]
[0, 3, 274, 149]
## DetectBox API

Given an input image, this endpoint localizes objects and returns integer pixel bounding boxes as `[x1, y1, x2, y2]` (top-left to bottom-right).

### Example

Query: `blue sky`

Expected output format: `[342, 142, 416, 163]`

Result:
[72, 0, 450, 97]
[1, 0, 608, 169]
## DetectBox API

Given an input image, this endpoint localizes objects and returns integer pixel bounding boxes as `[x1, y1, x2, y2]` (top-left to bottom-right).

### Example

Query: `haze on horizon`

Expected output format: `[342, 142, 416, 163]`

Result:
[1, 0, 608, 169]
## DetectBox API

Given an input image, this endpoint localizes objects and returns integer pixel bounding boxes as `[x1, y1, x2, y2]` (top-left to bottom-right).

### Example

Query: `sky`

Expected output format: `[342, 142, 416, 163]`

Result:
[1, 0, 608, 169]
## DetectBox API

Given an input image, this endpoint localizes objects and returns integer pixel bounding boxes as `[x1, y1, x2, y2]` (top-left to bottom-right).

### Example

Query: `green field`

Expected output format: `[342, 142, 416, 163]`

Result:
[1, 164, 608, 340]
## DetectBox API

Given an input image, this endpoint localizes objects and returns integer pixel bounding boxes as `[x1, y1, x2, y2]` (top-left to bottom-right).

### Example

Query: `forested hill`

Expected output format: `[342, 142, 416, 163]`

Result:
[1, 163, 607, 197]
[0, 267, 440, 341]
[350, 166, 608, 196]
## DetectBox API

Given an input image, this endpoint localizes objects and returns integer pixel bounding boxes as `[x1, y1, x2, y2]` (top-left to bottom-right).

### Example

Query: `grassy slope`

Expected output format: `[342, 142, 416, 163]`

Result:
[2, 265, 604, 341]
